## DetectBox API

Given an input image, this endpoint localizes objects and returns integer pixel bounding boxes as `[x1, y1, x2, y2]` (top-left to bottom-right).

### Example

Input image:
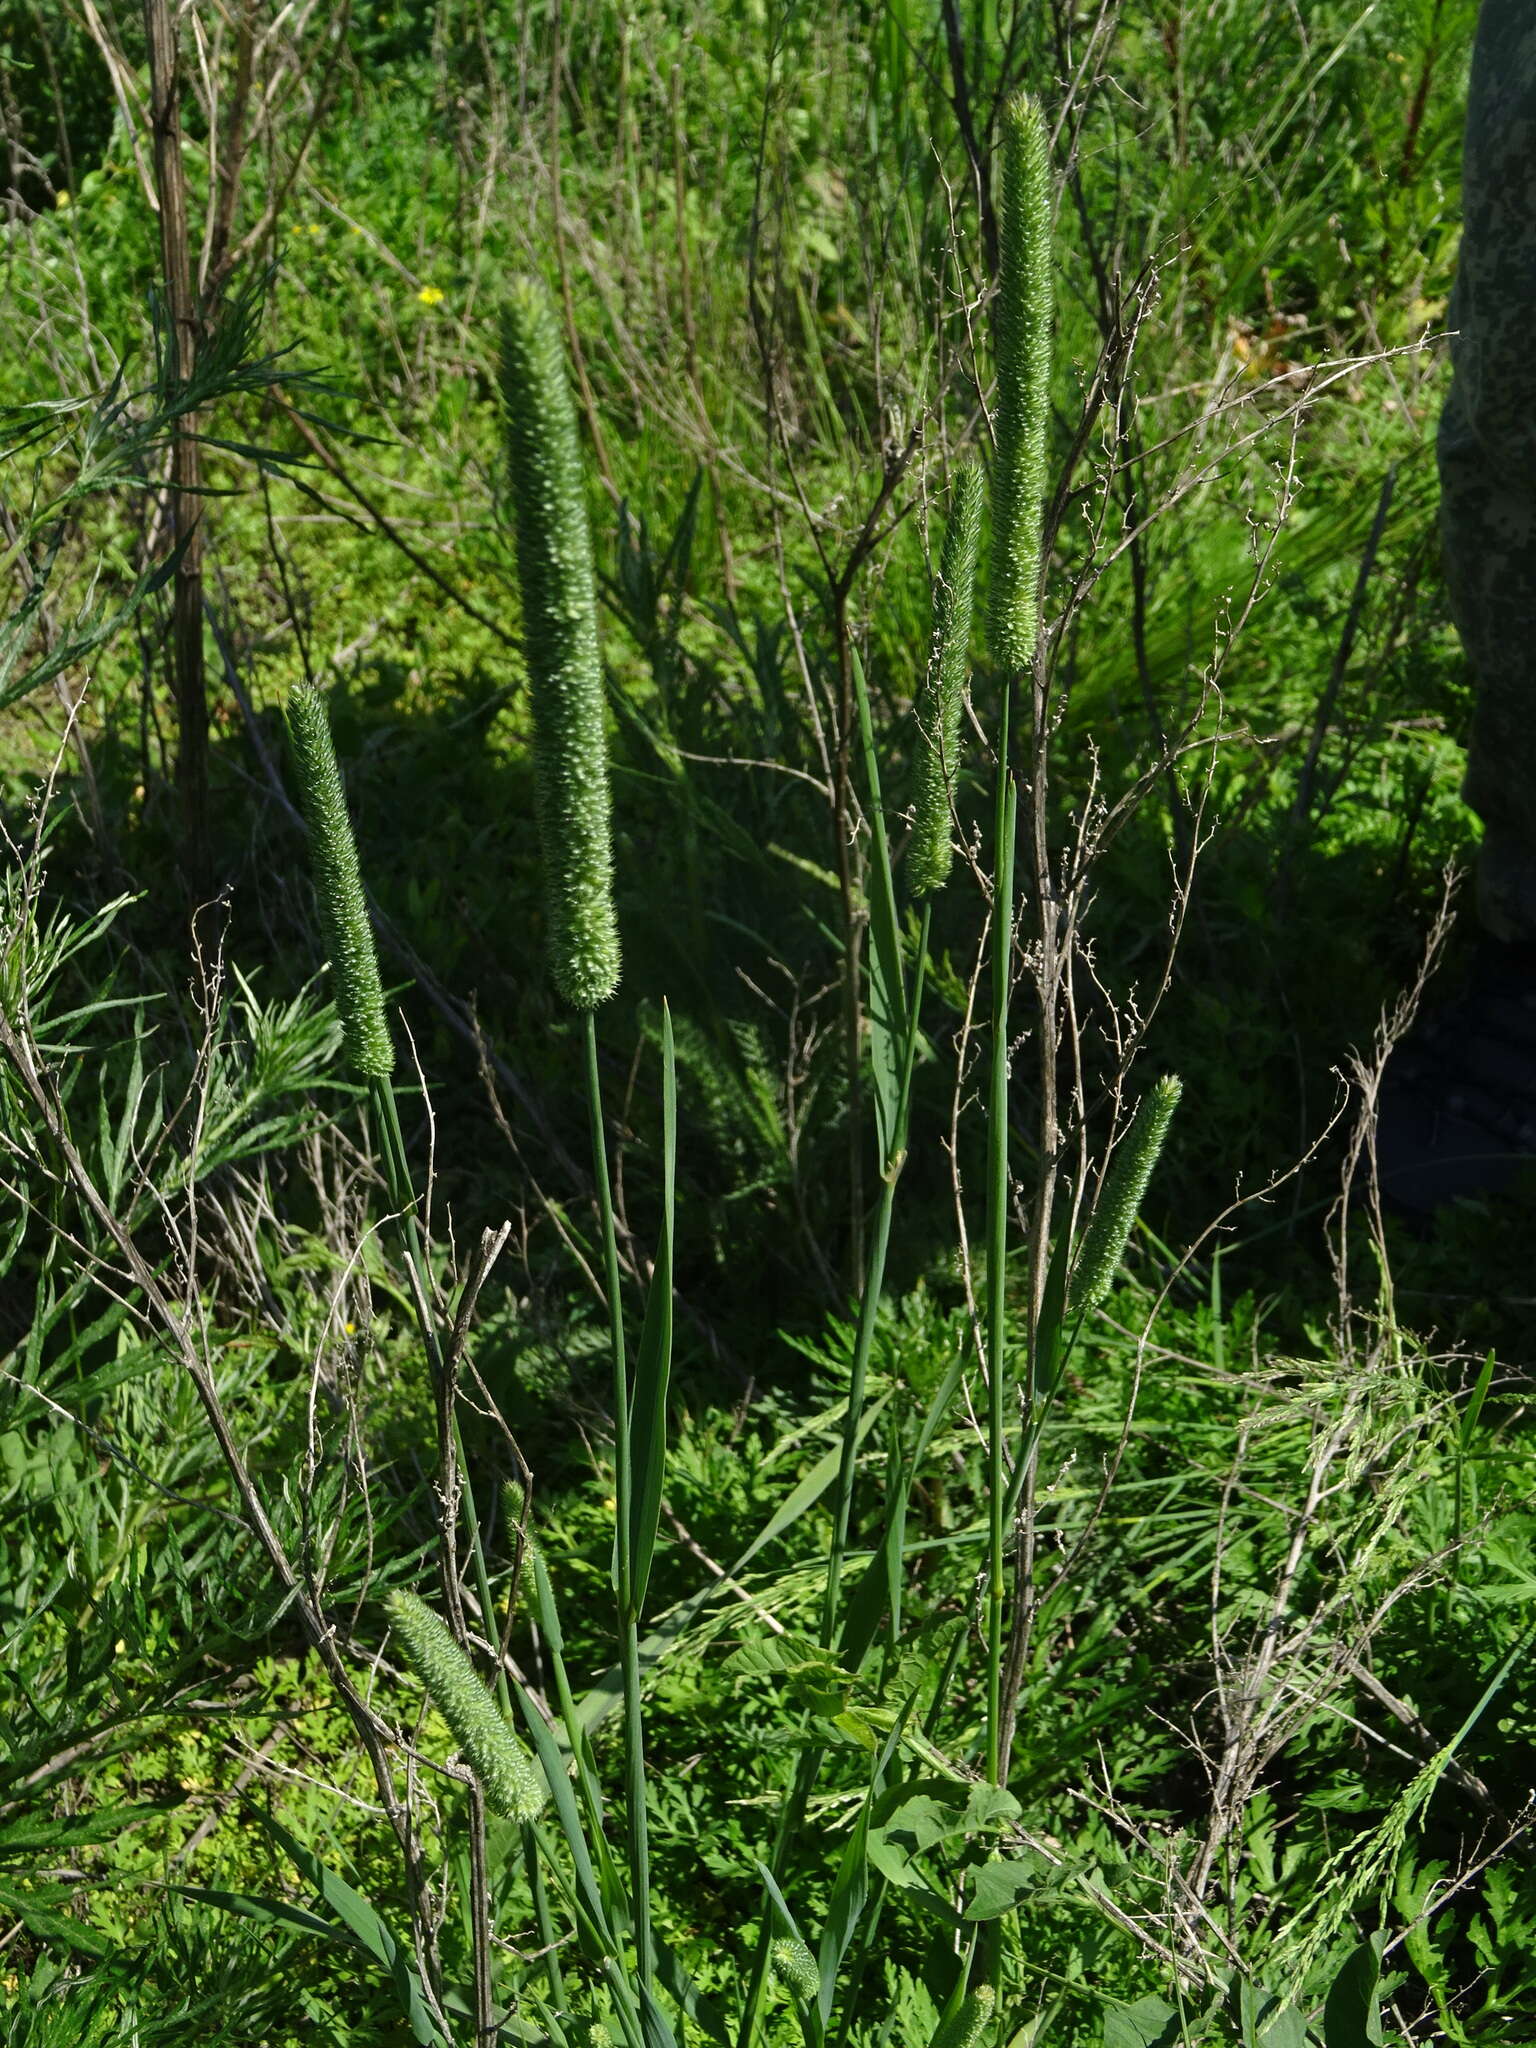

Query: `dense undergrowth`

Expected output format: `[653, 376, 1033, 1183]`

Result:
[2, 2, 1534, 2044]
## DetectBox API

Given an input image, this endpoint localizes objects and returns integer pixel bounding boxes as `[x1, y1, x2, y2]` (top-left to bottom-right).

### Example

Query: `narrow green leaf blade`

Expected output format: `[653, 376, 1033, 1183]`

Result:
[259, 1812, 445, 2046]
[851, 645, 908, 1172]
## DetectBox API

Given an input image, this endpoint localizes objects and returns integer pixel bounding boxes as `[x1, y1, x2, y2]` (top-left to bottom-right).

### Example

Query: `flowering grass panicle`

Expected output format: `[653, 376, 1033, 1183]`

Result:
[988, 92, 1054, 677]
[909, 461, 984, 897]
[286, 685, 393, 1079]
[500, 275, 620, 1010]
[1070, 1075, 1183, 1314]
[386, 1590, 545, 1822]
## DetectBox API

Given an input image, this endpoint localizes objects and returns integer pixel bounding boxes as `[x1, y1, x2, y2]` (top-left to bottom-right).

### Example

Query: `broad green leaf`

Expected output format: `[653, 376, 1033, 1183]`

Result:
[962, 1785, 1022, 1832]
[1101, 1995, 1181, 2048]
[963, 1855, 1049, 1920]
[1322, 1933, 1386, 2048]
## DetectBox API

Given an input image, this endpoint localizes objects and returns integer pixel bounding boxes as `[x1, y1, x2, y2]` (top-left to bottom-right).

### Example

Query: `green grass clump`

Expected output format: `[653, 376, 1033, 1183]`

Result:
[910, 461, 984, 897]
[286, 684, 394, 1079]
[988, 92, 1054, 676]
[385, 1590, 545, 1822]
[500, 275, 621, 1010]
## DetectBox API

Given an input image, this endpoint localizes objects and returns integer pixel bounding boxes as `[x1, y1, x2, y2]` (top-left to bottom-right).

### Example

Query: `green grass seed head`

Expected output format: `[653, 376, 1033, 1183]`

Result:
[500, 275, 620, 1010]
[910, 462, 984, 898]
[769, 1937, 819, 2005]
[988, 91, 1054, 677]
[502, 1479, 541, 1565]
[285, 685, 393, 1080]
[1070, 1075, 1183, 1314]
[927, 1987, 995, 2048]
[386, 1589, 545, 1822]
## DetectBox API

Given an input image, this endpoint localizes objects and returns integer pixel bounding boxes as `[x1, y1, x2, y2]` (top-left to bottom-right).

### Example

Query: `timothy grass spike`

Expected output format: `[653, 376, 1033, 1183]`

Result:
[500, 275, 620, 1009]
[286, 685, 393, 1079]
[910, 462, 984, 897]
[503, 1479, 543, 1574]
[988, 92, 1054, 676]
[769, 1938, 819, 2005]
[927, 1988, 995, 2048]
[386, 1590, 545, 1822]
[1070, 1076, 1183, 1314]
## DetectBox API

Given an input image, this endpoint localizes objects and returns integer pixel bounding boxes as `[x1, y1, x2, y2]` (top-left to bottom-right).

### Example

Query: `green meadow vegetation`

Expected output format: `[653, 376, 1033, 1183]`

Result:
[2, 2, 1533, 2043]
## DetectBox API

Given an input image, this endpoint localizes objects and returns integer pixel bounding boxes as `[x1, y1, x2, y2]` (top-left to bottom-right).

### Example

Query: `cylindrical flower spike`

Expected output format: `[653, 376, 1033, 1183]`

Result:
[769, 1937, 819, 2005]
[500, 275, 620, 1010]
[927, 1986, 995, 2048]
[910, 462, 985, 898]
[1070, 1075, 1183, 1314]
[286, 685, 393, 1079]
[988, 92, 1054, 677]
[502, 1478, 544, 1593]
[386, 1590, 546, 1822]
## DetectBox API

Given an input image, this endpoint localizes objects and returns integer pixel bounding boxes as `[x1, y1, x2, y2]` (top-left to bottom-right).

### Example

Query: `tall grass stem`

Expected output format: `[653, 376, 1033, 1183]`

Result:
[984, 745, 1017, 1789]
[583, 1009, 652, 1988]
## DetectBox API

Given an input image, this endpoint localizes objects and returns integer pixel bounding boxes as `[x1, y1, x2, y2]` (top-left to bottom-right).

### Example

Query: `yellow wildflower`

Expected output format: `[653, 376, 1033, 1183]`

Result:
[417, 284, 445, 307]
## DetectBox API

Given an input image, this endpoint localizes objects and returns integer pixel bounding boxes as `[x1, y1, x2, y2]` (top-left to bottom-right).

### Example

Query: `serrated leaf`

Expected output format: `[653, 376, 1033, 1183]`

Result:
[962, 1785, 1022, 1833]
[963, 1854, 1048, 1920]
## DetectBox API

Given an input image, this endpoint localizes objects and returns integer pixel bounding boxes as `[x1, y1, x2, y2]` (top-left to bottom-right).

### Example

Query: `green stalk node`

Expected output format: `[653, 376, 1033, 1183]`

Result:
[1070, 1075, 1183, 1313]
[769, 1937, 818, 2004]
[500, 275, 621, 1010]
[386, 1590, 545, 1822]
[286, 685, 393, 1079]
[928, 1988, 995, 2048]
[910, 462, 984, 897]
[988, 92, 1054, 676]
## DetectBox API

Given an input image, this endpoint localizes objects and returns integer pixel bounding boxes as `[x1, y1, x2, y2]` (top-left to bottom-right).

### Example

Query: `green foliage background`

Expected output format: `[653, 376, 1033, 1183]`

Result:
[3, 2, 1534, 2044]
